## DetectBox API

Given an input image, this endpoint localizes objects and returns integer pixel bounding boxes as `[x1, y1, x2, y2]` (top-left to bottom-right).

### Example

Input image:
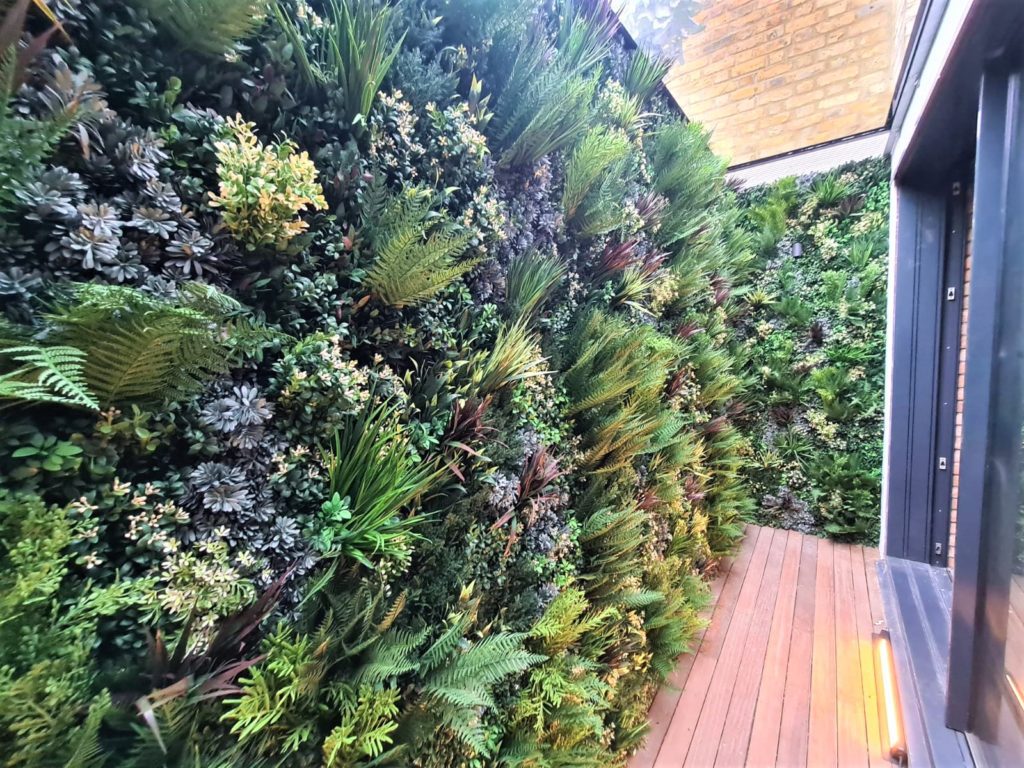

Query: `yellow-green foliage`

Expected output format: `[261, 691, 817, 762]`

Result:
[209, 117, 327, 251]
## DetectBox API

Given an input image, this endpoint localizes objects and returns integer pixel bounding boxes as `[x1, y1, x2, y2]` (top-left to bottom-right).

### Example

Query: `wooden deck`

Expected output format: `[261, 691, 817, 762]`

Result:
[632, 525, 892, 768]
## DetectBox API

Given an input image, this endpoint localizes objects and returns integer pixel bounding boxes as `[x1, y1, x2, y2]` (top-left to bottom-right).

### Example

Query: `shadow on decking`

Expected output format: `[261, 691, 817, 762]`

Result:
[631, 525, 895, 768]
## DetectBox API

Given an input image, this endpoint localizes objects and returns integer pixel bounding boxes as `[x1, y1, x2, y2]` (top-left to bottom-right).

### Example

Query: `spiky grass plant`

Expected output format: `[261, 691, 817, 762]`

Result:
[470, 319, 548, 396]
[361, 183, 477, 308]
[274, 0, 405, 124]
[622, 47, 671, 102]
[554, 0, 616, 73]
[494, 69, 598, 168]
[504, 249, 566, 321]
[142, 0, 270, 55]
[487, 5, 611, 167]
[810, 172, 853, 208]
[320, 401, 445, 568]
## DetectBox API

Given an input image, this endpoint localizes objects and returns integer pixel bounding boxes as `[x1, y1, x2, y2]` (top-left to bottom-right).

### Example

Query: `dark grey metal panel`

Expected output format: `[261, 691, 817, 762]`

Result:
[884, 188, 946, 563]
[946, 62, 1024, 737]
[878, 557, 974, 767]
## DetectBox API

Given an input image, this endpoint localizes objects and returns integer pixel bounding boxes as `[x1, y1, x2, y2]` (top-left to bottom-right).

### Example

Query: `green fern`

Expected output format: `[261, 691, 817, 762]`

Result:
[528, 587, 615, 656]
[360, 597, 544, 756]
[141, 0, 270, 55]
[0, 343, 99, 410]
[322, 685, 401, 766]
[46, 283, 266, 407]
[579, 503, 650, 604]
[648, 120, 727, 246]
[362, 183, 478, 308]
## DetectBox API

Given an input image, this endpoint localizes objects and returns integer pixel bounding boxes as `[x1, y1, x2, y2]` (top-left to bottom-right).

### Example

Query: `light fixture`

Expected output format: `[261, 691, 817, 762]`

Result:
[1007, 672, 1024, 720]
[874, 630, 908, 762]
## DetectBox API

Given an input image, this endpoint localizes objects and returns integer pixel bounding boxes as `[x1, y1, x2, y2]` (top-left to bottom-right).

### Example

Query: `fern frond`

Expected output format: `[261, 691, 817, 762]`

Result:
[0, 344, 98, 410]
[141, 0, 270, 55]
[561, 126, 630, 219]
[47, 283, 262, 406]
[362, 185, 477, 307]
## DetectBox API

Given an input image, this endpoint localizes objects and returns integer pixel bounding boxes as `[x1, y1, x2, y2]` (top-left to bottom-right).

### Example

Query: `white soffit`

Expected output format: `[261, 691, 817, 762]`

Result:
[726, 130, 890, 189]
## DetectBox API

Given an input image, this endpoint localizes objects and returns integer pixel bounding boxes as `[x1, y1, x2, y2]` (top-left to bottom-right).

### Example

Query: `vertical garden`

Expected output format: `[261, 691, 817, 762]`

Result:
[0, 0, 888, 765]
[0, 0, 754, 764]
[736, 160, 889, 542]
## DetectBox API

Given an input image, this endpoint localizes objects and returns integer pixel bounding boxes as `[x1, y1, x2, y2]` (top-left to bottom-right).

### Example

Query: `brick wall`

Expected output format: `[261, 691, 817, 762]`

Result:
[892, 0, 921, 84]
[948, 184, 973, 571]
[661, 0, 918, 165]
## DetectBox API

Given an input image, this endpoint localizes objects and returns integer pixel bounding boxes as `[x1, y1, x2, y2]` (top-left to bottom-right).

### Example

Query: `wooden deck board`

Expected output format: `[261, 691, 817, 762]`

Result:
[656, 528, 774, 766]
[745, 530, 803, 767]
[713, 530, 789, 767]
[808, 538, 838, 767]
[632, 525, 891, 768]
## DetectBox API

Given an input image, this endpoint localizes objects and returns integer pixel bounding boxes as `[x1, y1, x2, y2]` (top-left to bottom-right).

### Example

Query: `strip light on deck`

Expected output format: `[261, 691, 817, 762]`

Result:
[1007, 672, 1024, 719]
[874, 631, 908, 763]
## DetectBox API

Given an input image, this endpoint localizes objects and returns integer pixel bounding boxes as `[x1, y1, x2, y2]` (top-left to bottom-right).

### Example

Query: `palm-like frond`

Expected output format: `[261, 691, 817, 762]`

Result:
[561, 125, 630, 220]
[622, 47, 671, 102]
[648, 120, 727, 246]
[142, 0, 270, 55]
[362, 184, 477, 307]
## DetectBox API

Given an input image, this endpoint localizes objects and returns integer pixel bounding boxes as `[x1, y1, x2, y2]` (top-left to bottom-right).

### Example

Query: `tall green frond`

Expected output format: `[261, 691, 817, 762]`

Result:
[648, 120, 727, 246]
[561, 125, 631, 220]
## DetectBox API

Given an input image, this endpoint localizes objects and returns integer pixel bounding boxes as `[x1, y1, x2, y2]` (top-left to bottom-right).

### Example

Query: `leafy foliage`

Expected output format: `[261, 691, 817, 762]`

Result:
[274, 0, 405, 125]
[48, 282, 270, 406]
[0, 0, 780, 763]
[0, 341, 98, 409]
[209, 117, 327, 250]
